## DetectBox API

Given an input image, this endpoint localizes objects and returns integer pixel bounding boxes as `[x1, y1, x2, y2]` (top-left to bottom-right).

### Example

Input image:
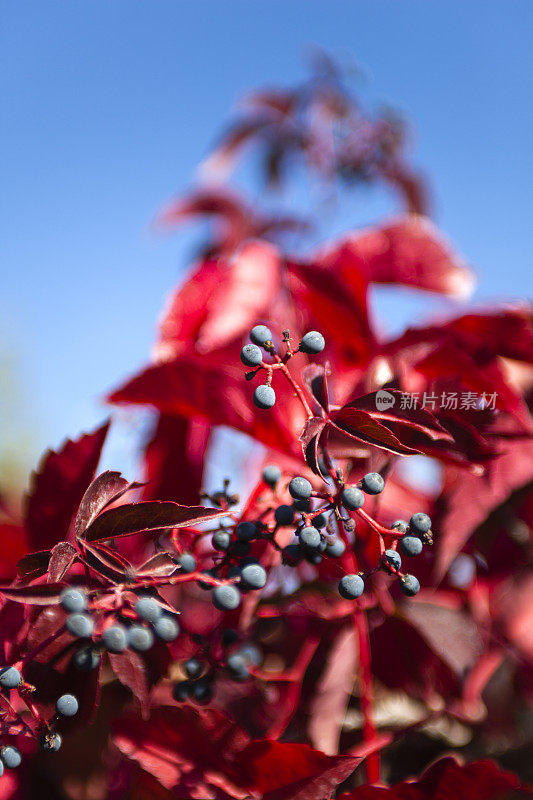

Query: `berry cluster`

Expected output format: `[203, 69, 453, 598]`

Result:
[0, 660, 78, 761]
[61, 589, 180, 663]
[240, 325, 325, 410]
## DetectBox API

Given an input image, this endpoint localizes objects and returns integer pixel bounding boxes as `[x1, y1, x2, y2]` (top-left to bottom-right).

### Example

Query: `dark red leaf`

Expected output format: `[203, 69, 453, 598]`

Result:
[347, 390, 453, 442]
[47, 542, 77, 582]
[136, 552, 178, 578]
[24, 421, 110, 550]
[330, 407, 421, 457]
[84, 500, 227, 542]
[17, 549, 51, 579]
[108, 651, 151, 718]
[234, 740, 361, 800]
[339, 757, 531, 799]
[302, 363, 330, 414]
[80, 539, 133, 582]
[0, 582, 65, 605]
[75, 470, 139, 537]
[300, 417, 328, 478]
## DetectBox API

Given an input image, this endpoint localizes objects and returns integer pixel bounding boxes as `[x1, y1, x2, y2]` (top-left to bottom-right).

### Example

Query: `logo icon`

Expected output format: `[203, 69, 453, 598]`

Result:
[375, 390, 395, 411]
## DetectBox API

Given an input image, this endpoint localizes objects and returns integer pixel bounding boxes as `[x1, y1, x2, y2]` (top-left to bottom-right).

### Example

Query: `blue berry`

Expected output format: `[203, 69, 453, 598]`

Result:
[230, 540, 250, 558]
[184, 657, 203, 679]
[298, 526, 321, 550]
[262, 464, 282, 486]
[400, 536, 423, 558]
[227, 653, 250, 681]
[409, 512, 432, 534]
[135, 597, 162, 624]
[66, 613, 94, 639]
[128, 625, 154, 652]
[282, 544, 303, 565]
[192, 679, 214, 704]
[253, 384, 276, 409]
[306, 551, 323, 565]
[0, 746, 21, 769]
[341, 486, 364, 511]
[392, 519, 408, 533]
[400, 574, 421, 596]
[0, 761, 3, 777]
[73, 645, 100, 671]
[102, 624, 128, 653]
[289, 476, 312, 501]
[274, 505, 294, 526]
[40, 732, 62, 752]
[299, 331, 325, 355]
[250, 325, 272, 348]
[0, 666, 21, 689]
[235, 521, 257, 541]
[240, 343, 263, 367]
[60, 588, 87, 614]
[173, 680, 191, 702]
[382, 549, 402, 574]
[239, 642, 262, 665]
[338, 574, 365, 600]
[212, 585, 241, 611]
[326, 538, 346, 557]
[177, 553, 196, 573]
[56, 693, 79, 717]
[240, 563, 267, 590]
[154, 615, 180, 642]
[212, 530, 232, 551]
[222, 629, 239, 648]
[361, 472, 385, 495]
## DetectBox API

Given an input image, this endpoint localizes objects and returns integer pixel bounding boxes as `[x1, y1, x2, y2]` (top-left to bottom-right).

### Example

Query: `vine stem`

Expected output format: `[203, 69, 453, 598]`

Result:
[274, 356, 314, 419]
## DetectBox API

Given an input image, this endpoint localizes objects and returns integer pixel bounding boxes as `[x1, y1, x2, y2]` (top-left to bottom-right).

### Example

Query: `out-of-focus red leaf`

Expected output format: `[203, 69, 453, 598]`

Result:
[47, 541, 77, 582]
[370, 615, 459, 699]
[319, 216, 474, 298]
[75, 470, 141, 537]
[114, 706, 250, 796]
[24, 421, 110, 550]
[0, 582, 65, 605]
[83, 501, 227, 542]
[234, 740, 361, 800]
[338, 756, 531, 799]
[109, 651, 151, 718]
[142, 415, 209, 506]
[435, 438, 533, 578]
[0, 523, 29, 582]
[108, 353, 305, 458]
[308, 627, 357, 755]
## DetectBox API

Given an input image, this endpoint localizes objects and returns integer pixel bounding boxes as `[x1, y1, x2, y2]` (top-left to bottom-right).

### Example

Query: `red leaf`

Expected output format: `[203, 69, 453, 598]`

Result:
[83, 501, 227, 542]
[234, 740, 361, 800]
[24, 421, 109, 550]
[136, 552, 178, 577]
[347, 390, 453, 443]
[302, 363, 330, 414]
[75, 470, 139, 537]
[339, 757, 531, 799]
[308, 627, 357, 755]
[330, 407, 421, 457]
[109, 651, 151, 718]
[0, 582, 65, 605]
[47, 542, 77, 582]
[80, 539, 133, 582]
[320, 216, 474, 298]
[300, 418, 328, 477]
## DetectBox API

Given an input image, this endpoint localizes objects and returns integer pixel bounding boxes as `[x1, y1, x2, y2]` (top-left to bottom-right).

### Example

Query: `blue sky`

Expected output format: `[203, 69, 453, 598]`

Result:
[1, 1, 532, 480]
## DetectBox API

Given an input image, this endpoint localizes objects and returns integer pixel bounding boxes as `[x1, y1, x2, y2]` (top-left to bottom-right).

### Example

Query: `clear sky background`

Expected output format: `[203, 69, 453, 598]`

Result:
[1, 1, 532, 483]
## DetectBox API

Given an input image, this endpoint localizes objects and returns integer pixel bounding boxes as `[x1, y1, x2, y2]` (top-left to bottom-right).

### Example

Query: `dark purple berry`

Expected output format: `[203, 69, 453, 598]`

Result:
[262, 464, 282, 486]
[312, 513, 327, 529]
[66, 613, 94, 639]
[400, 574, 421, 596]
[212, 585, 241, 611]
[173, 680, 191, 702]
[184, 658, 203, 679]
[409, 512, 432, 534]
[338, 574, 365, 599]
[299, 331, 325, 354]
[282, 544, 303, 565]
[240, 343, 263, 367]
[361, 472, 385, 495]
[212, 530, 232, 551]
[341, 486, 364, 511]
[135, 597, 162, 624]
[288, 476, 312, 501]
[240, 563, 267, 590]
[250, 324, 272, 348]
[102, 625, 128, 653]
[400, 536, 423, 557]
[0, 666, 21, 689]
[56, 693, 79, 717]
[235, 521, 257, 541]
[40, 732, 62, 752]
[60, 588, 87, 614]
[274, 504, 294, 526]
[382, 549, 402, 574]
[73, 645, 100, 671]
[128, 625, 154, 652]
[253, 384, 276, 409]
[192, 679, 214, 704]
